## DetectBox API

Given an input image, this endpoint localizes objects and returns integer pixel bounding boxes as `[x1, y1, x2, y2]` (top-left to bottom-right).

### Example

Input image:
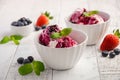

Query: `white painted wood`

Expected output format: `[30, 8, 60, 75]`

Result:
[0, 0, 120, 80]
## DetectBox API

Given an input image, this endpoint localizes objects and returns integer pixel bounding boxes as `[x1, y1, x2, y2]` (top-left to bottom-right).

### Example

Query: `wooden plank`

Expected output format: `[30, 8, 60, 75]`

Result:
[53, 46, 100, 80]
[0, 31, 18, 80]
[5, 33, 53, 80]
[0, 0, 61, 79]
[88, 0, 120, 80]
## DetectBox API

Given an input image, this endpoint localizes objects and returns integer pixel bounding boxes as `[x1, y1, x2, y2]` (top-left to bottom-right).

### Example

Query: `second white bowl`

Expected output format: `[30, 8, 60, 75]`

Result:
[65, 11, 110, 45]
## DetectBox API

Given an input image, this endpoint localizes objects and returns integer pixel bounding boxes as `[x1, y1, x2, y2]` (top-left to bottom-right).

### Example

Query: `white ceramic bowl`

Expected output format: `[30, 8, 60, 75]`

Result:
[11, 23, 34, 36]
[34, 29, 88, 70]
[65, 11, 110, 45]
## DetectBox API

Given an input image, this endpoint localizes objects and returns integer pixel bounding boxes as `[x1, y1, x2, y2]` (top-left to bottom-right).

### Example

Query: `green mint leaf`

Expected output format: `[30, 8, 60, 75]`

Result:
[50, 32, 61, 39]
[18, 63, 33, 76]
[32, 61, 45, 76]
[60, 28, 72, 36]
[0, 36, 10, 44]
[83, 10, 98, 17]
[83, 12, 90, 17]
[89, 10, 98, 15]
[10, 35, 23, 40]
[11, 36, 20, 45]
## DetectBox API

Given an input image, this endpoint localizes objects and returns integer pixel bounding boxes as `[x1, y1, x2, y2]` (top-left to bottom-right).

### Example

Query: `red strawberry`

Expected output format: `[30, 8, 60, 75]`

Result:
[100, 29, 120, 51]
[36, 11, 53, 27]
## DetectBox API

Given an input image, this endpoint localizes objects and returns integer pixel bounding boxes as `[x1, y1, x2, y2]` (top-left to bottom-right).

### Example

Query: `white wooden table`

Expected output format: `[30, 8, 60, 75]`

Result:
[0, 0, 120, 80]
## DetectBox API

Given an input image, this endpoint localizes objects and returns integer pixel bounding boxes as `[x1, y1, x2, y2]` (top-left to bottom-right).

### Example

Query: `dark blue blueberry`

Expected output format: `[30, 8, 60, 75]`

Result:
[17, 21, 25, 26]
[18, 17, 26, 22]
[28, 56, 34, 62]
[101, 51, 109, 57]
[26, 18, 32, 24]
[35, 27, 40, 31]
[109, 52, 115, 58]
[42, 26, 46, 29]
[114, 48, 120, 55]
[11, 21, 19, 26]
[17, 57, 24, 64]
[23, 21, 28, 26]
[23, 59, 31, 64]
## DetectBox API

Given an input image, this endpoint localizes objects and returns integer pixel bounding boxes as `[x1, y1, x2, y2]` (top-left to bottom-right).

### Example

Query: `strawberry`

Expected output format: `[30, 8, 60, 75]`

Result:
[100, 29, 120, 51]
[36, 11, 53, 27]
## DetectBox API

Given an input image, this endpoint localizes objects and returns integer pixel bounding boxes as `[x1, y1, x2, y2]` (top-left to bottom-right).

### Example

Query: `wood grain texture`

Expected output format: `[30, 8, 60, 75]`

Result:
[0, 0, 120, 80]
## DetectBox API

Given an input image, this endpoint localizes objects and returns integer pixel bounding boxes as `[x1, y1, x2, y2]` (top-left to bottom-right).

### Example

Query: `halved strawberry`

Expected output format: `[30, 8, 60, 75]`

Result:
[100, 29, 120, 51]
[36, 11, 53, 27]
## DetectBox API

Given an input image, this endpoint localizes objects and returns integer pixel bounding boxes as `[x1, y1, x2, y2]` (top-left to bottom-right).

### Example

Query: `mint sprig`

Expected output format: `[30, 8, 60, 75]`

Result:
[50, 28, 72, 39]
[18, 64, 33, 76]
[0, 35, 23, 45]
[18, 60, 45, 76]
[32, 61, 45, 75]
[0, 36, 10, 44]
[83, 10, 98, 17]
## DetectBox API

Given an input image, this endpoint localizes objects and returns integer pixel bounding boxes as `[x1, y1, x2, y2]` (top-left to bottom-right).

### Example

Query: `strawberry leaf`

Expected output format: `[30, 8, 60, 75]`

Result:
[44, 11, 50, 17]
[49, 16, 53, 19]
[113, 29, 120, 38]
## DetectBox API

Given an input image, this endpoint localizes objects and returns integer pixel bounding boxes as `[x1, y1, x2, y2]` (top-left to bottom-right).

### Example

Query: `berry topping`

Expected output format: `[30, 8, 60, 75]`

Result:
[69, 8, 104, 25]
[17, 57, 24, 64]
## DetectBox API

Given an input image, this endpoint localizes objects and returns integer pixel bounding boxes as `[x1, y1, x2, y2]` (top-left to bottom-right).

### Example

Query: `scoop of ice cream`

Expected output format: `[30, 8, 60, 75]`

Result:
[56, 36, 77, 48]
[70, 8, 104, 25]
[39, 25, 78, 48]
[39, 24, 60, 46]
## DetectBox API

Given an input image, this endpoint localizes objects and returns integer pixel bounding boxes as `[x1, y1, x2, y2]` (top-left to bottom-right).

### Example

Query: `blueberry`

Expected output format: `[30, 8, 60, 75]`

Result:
[11, 21, 19, 26]
[35, 27, 40, 31]
[42, 26, 46, 29]
[28, 56, 34, 62]
[109, 52, 116, 58]
[18, 17, 26, 22]
[101, 51, 109, 57]
[23, 21, 28, 26]
[26, 18, 32, 24]
[114, 48, 120, 55]
[23, 59, 31, 64]
[17, 57, 24, 64]
[17, 21, 25, 26]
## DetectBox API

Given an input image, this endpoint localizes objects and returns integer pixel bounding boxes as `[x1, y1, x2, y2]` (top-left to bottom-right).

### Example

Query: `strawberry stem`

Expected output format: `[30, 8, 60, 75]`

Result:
[44, 11, 53, 20]
[113, 29, 120, 38]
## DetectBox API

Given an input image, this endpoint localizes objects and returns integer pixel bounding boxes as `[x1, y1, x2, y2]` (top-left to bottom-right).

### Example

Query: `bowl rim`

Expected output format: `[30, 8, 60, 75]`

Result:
[65, 11, 111, 27]
[34, 29, 88, 49]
